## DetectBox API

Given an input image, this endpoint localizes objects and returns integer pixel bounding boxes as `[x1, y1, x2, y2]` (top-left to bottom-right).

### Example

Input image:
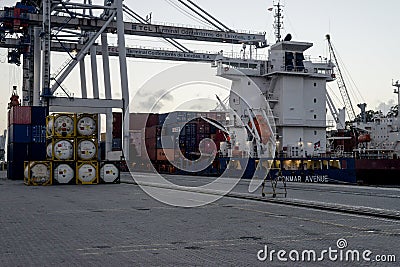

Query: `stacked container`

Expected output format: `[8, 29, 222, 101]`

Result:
[46, 113, 77, 185]
[7, 106, 47, 180]
[75, 113, 100, 184]
[99, 161, 120, 184]
[24, 161, 52, 186]
[111, 111, 228, 174]
[112, 112, 122, 150]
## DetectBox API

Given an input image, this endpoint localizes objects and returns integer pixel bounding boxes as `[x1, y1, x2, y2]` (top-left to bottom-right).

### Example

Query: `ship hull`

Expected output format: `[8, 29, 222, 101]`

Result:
[356, 159, 400, 185]
[219, 157, 357, 184]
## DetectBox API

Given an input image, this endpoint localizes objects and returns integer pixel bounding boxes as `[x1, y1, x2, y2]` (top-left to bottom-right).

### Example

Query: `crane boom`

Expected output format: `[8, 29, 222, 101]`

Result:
[326, 34, 356, 122]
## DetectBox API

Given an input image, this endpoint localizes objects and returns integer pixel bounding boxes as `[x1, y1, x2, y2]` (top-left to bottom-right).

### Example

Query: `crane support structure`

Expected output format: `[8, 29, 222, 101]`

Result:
[0, 11, 266, 45]
[326, 34, 356, 122]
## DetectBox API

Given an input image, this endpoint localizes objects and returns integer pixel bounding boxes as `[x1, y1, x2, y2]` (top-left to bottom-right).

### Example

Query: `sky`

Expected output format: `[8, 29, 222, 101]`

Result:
[1, 0, 400, 131]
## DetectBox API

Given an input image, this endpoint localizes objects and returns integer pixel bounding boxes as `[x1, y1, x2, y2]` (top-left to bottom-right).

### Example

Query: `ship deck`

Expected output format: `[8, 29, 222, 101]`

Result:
[0, 172, 399, 266]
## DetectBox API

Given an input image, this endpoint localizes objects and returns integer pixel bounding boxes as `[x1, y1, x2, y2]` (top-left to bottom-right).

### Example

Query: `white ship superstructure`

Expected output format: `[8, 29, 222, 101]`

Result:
[217, 40, 335, 158]
[354, 80, 400, 157]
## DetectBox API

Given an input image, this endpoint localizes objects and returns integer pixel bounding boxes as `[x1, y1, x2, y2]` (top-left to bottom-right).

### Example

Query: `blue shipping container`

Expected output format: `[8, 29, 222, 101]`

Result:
[7, 143, 30, 162]
[7, 161, 25, 180]
[112, 138, 122, 149]
[99, 141, 106, 160]
[156, 136, 175, 149]
[163, 112, 178, 125]
[8, 124, 31, 143]
[184, 123, 197, 135]
[158, 113, 168, 125]
[30, 143, 47, 160]
[31, 106, 48, 125]
[32, 125, 46, 143]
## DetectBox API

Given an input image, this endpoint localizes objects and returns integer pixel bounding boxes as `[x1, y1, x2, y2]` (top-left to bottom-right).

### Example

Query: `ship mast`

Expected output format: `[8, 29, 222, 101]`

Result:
[393, 80, 400, 118]
[273, 0, 284, 43]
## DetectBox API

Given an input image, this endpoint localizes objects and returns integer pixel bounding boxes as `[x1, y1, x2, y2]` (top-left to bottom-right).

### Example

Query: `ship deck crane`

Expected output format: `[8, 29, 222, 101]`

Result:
[326, 91, 345, 129]
[326, 34, 356, 122]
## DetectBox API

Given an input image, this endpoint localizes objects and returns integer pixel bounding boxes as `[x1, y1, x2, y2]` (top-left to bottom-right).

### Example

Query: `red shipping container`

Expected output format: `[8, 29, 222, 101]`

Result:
[9, 106, 31, 125]
[112, 112, 122, 138]
[130, 113, 149, 130]
[146, 113, 159, 127]
[145, 147, 157, 161]
[156, 148, 175, 161]
[145, 125, 157, 140]
[145, 138, 157, 150]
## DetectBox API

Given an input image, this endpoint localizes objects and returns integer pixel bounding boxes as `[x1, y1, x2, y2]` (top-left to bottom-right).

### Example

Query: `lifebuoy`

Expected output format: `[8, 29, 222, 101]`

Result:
[224, 66, 229, 71]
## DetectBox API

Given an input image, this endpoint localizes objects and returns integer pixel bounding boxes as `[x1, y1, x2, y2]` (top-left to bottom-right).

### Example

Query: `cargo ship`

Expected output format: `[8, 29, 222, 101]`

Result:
[108, 20, 400, 186]
[99, 0, 358, 185]
[352, 100, 400, 185]
[109, 109, 357, 185]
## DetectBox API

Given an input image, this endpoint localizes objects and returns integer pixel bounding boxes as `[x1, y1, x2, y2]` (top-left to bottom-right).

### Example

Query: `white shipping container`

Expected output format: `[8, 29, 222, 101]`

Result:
[77, 116, 97, 136]
[25, 162, 51, 185]
[54, 164, 74, 184]
[100, 163, 119, 183]
[54, 115, 75, 136]
[77, 163, 97, 183]
[77, 139, 97, 160]
[53, 140, 74, 160]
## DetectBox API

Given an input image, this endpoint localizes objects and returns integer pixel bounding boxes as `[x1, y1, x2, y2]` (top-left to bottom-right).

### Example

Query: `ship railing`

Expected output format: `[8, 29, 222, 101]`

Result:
[282, 66, 309, 73]
[304, 55, 330, 64]
[341, 152, 354, 158]
[326, 120, 335, 128]
[355, 153, 391, 160]
[278, 119, 329, 127]
[310, 152, 355, 159]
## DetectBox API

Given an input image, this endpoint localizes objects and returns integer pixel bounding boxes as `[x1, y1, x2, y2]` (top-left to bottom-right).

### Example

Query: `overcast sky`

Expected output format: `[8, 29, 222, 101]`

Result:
[1, 0, 400, 131]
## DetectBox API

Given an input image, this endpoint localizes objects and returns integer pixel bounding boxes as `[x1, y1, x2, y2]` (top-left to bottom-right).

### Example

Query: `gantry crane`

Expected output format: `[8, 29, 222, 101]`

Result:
[326, 34, 356, 122]
[0, 0, 268, 159]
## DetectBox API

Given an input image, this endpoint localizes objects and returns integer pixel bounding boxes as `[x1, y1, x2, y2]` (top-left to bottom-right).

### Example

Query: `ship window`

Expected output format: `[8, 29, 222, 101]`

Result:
[314, 114, 317, 119]
[314, 83, 317, 87]
[285, 52, 294, 71]
[295, 53, 305, 71]
[329, 160, 341, 169]
[248, 81, 251, 86]
[314, 130, 317, 135]
[322, 160, 329, 170]
[314, 98, 317, 103]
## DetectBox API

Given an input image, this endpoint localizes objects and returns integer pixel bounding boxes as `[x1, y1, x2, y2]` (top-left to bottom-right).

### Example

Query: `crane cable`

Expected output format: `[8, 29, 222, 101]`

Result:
[327, 84, 344, 108]
[164, 0, 212, 28]
[123, 4, 191, 53]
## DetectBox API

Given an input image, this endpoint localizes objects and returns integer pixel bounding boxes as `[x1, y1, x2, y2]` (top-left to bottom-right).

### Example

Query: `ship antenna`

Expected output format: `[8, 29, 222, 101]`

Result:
[273, 0, 284, 43]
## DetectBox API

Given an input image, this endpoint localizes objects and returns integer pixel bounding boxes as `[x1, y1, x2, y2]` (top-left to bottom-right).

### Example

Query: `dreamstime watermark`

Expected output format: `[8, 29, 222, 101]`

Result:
[126, 63, 276, 207]
[257, 238, 397, 263]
